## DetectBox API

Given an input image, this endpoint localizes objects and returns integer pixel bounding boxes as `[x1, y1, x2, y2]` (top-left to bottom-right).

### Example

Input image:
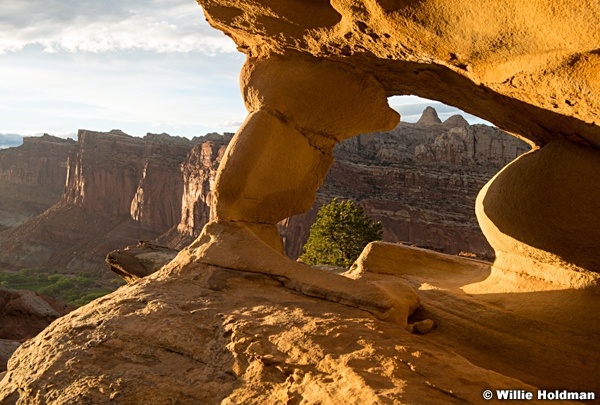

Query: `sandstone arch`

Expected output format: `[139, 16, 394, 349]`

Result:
[2, 2, 600, 403]
[194, 0, 600, 294]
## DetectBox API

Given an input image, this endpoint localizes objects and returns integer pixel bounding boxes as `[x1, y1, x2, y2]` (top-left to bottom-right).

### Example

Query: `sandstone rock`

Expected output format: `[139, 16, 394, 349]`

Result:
[4, 1, 600, 400]
[106, 242, 179, 284]
[199, 0, 600, 148]
[130, 134, 196, 232]
[214, 55, 400, 231]
[242, 56, 399, 142]
[280, 115, 530, 260]
[180, 221, 420, 327]
[0, 114, 529, 272]
[0, 256, 592, 404]
[442, 114, 470, 128]
[195, 0, 600, 291]
[65, 130, 191, 226]
[416, 106, 442, 126]
[176, 134, 229, 238]
[0, 289, 73, 341]
[476, 139, 600, 284]
[0, 131, 196, 273]
[0, 288, 73, 371]
[0, 340, 20, 373]
[214, 111, 335, 226]
[409, 319, 435, 335]
[0, 135, 74, 229]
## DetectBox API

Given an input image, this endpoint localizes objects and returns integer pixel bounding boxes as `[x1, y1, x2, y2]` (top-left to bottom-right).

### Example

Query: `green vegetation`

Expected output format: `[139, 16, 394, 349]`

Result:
[299, 198, 383, 268]
[0, 268, 124, 307]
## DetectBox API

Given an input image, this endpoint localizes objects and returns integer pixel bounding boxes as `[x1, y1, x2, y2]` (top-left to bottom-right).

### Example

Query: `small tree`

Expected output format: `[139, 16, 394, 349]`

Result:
[299, 198, 383, 268]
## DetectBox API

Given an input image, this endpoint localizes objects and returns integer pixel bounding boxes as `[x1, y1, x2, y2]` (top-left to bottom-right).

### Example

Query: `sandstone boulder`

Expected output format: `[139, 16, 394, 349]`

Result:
[106, 242, 179, 285]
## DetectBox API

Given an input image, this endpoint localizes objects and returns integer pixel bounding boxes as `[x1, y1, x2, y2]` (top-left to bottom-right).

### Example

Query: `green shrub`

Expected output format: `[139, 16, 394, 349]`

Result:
[299, 198, 383, 268]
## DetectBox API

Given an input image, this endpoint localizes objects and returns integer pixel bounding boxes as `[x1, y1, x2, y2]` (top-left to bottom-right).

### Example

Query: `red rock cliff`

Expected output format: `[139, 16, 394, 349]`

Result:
[279, 109, 530, 260]
[0, 130, 194, 273]
[0, 134, 75, 230]
[177, 134, 231, 237]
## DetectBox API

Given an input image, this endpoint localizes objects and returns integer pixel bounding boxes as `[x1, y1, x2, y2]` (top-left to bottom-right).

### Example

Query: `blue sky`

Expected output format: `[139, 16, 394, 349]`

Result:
[0, 0, 487, 141]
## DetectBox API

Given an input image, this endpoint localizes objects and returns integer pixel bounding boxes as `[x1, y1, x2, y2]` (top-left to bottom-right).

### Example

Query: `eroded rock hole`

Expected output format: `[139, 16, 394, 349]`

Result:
[279, 96, 531, 261]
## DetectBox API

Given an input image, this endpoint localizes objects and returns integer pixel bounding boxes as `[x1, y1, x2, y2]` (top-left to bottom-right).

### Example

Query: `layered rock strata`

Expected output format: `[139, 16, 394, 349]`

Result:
[0, 131, 193, 273]
[0, 135, 74, 230]
[2, 1, 600, 402]
[280, 111, 529, 259]
[175, 134, 231, 240]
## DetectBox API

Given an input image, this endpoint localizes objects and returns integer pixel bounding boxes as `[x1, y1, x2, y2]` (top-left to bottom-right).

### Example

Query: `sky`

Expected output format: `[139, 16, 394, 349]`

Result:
[0, 0, 487, 143]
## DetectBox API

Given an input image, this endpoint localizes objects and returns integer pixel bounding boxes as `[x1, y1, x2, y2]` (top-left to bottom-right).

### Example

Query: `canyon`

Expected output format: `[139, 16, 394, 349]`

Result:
[0, 110, 526, 277]
[0, 0, 591, 403]
[0, 130, 228, 274]
[281, 107, 529, 260]
[0, 134, 74, 233]
[2, 0, 599, 395]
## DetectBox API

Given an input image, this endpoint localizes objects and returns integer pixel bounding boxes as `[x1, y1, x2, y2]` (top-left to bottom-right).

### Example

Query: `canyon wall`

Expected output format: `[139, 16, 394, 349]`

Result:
[0, 117, 526, 273]
[280, 108, 530, 259]
[0, 134, 75, 231]
[0, 131, 198, 273]
[175, 134, 231, 239]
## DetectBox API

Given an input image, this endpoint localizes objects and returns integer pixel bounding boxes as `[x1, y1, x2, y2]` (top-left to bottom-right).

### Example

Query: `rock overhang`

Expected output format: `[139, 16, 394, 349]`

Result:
[196, 0, 600, 282]
[198, 0, 600, 148]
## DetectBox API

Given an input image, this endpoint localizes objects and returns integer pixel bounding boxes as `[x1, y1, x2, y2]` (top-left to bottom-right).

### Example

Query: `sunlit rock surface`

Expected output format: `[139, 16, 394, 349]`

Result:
[194, 0, 600, 279]
[280, 109, 530, 260]
[1, 1, 599, 403]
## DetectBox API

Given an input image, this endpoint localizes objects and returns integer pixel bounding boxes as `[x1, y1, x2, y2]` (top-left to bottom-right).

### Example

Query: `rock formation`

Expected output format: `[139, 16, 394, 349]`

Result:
[106, 242, 178, 285]
[2, 1, 600, 402]
[173, 133, 231, 244]
[0, 119, 527, 271]
[1, 242, 597, 404]
[192, 0, 600, 284]
[416, 106, 442, 126]
[280, 110, 529, 259]
[0, 135, 74, 231]
[0, 288, 73, 371]
[0, 131, 193, 273]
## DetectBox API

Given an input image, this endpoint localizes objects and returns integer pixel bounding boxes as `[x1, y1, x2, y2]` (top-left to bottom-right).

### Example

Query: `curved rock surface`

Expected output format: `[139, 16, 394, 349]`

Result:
[200, 0, 600, 148]
[0, 258, 576, 405]
[2, 243, 596, 404]
[195, 0, 600, 279]
[2, 1, 599, 402]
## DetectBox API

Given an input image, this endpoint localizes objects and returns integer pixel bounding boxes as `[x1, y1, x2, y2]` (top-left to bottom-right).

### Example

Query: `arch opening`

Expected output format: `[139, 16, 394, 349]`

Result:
[279, 96, 531, 262]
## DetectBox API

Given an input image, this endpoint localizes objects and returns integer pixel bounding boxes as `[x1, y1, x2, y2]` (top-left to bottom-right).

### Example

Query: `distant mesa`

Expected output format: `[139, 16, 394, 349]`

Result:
[416, 106, 442, 126]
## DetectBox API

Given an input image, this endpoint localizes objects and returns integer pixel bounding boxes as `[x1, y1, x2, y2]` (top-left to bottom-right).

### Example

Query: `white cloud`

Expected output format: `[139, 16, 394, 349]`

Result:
[0, 47, 247, 137]
[0, 0, 236, 54]
[389, 96, 492, 125]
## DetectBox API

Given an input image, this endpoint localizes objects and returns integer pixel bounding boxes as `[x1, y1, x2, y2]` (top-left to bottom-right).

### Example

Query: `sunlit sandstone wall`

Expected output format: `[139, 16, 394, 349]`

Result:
[197, 0, 600, 287]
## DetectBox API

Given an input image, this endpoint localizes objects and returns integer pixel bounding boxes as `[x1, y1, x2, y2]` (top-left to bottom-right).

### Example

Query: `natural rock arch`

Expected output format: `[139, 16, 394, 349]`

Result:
[193, 0, 600, 294]
[2, 2, 600, 403]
